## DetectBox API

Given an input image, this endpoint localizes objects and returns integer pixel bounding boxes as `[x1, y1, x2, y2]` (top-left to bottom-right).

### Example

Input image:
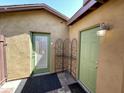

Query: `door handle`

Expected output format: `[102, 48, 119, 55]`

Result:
[96, 65, 98, 69]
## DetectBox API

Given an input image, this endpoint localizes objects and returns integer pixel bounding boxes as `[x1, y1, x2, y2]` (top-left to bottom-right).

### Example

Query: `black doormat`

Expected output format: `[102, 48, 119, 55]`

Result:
[68, 83, 87, 93]
[21, 73, 62, 93]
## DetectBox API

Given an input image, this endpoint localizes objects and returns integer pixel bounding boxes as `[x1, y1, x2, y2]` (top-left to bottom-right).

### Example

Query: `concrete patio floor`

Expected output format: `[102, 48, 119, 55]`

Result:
[0, 72, 77, 93]
[0, 80, 21, 93]
[47, 72, 76, 93]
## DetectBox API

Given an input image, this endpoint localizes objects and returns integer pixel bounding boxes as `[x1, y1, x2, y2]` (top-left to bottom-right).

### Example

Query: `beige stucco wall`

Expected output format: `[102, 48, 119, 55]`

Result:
[69, 0, 124, 93]
[123, 67, 124, 93]
[0, 9, 69, 80]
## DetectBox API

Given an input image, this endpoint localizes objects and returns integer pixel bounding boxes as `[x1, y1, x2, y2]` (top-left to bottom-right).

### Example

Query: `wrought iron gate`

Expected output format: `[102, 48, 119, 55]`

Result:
[70, 39, 77, 78]
[55, 38, 77, 78]
[55, 39, 63, 72]
[0, 35, 7, 84]
[63, 39, 71, 71]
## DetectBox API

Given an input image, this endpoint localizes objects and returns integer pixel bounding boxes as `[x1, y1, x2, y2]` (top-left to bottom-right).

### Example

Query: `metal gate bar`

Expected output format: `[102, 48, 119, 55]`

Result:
[55, 38, 77, 78]
[70, 39, 77, 79]
[63, 39, 71, 71]
[55, 39, 63, 72]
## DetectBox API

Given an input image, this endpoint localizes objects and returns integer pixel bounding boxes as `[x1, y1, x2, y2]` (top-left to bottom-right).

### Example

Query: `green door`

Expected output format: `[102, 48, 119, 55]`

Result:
[79, 27, 100, 93]
[32, 33, 50, 74]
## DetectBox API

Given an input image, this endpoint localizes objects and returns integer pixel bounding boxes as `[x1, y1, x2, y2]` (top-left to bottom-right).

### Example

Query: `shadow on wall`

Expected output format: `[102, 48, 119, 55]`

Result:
[0, 9, 69, 80]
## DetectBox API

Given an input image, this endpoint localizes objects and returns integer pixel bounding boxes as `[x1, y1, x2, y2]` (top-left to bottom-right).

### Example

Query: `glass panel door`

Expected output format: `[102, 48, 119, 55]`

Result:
[32, 33, 50, 73]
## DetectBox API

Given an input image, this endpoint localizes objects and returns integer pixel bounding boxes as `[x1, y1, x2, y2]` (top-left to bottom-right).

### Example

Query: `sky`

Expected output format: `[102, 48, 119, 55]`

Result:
[0, 0, 84, 18]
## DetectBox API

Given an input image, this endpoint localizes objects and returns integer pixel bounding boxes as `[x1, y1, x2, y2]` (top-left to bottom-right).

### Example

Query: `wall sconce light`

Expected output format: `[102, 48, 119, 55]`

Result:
[51, 42, 53, 45]
[97, 23, 110, 36]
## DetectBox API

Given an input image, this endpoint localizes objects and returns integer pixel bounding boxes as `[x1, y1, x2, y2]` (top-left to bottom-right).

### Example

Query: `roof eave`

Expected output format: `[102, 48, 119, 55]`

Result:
[0, 3, 69, 21]
[68, 0, 107, 25]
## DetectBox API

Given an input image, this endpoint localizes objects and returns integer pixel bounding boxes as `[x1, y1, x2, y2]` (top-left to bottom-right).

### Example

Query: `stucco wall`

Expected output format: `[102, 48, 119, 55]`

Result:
[69, 0, 124, 93]
[0, 9, 69, 80]
[123, 67, 124, 93]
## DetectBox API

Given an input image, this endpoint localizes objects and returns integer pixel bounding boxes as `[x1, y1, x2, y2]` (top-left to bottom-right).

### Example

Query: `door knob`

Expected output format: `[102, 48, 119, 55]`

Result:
[96, 65, 98, 69]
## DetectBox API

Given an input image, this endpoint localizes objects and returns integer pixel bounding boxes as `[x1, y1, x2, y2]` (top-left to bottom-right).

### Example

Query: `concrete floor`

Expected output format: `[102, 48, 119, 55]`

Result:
[0, 80, 22, 93]
[47, 71, 76, 93]
[0, 72, 76, 93]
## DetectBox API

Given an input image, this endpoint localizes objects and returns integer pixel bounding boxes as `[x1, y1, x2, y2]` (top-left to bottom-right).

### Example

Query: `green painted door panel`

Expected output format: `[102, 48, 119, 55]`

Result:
[32, 33, 50, 74]
[79, 27, 100, 93]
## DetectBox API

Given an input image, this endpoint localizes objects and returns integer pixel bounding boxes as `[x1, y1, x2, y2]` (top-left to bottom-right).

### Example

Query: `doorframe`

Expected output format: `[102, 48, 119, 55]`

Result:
[78, 24, 100, 79]
[78, 24, 100, 92]
[30, 32, 51, 74]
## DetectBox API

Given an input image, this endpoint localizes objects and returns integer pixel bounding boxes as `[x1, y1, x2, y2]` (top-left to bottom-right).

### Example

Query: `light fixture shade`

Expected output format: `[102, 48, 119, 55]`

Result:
[97, 29, 106, 36]
[97, 23, 110, 36]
